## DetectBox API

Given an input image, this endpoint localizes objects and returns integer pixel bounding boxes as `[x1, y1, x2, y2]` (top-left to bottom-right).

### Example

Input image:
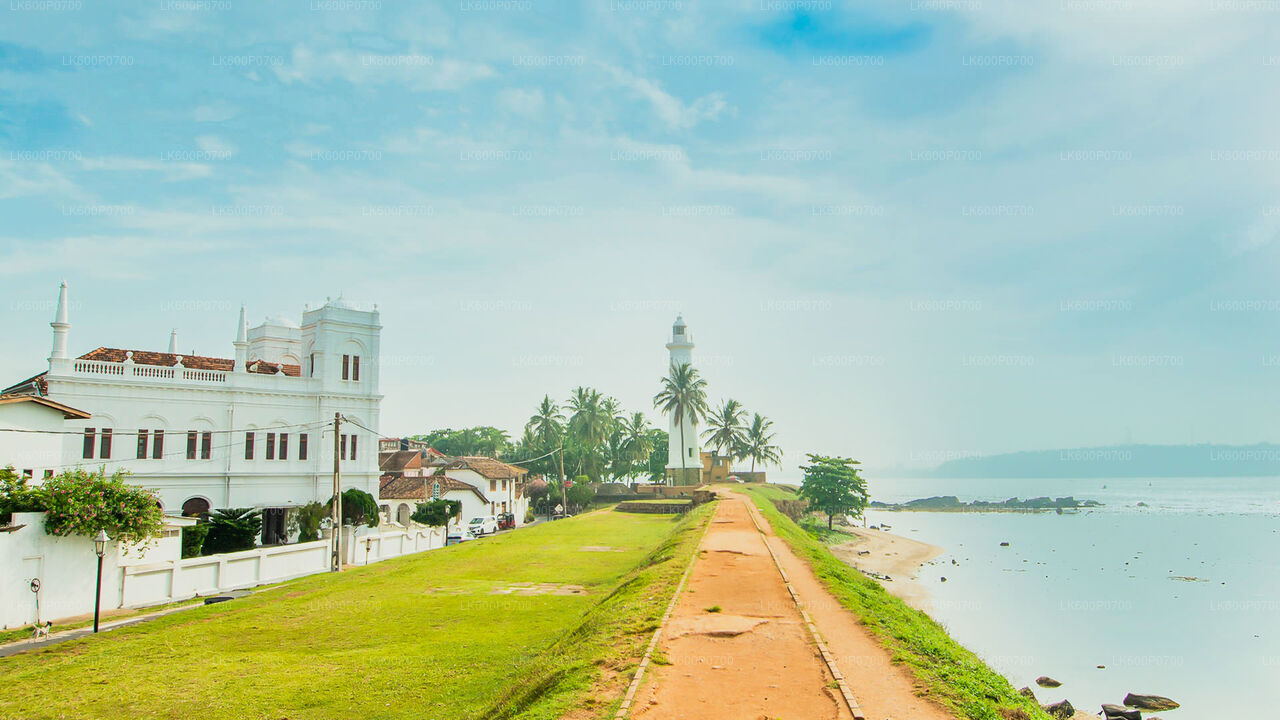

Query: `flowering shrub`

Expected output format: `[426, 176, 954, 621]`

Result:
[39, 469, 164, 546]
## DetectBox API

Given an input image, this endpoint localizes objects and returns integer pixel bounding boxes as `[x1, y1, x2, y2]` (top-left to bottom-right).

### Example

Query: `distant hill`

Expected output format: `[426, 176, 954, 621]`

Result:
[927, 444, 1280, 478]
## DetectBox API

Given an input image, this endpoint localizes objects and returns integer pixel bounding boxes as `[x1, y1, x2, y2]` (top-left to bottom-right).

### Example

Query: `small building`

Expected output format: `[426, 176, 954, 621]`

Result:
[432, 456, 530, 525]
[0, 394, 91, 480]
[699, 451, 766, 483]
[378, 473, 491, 529]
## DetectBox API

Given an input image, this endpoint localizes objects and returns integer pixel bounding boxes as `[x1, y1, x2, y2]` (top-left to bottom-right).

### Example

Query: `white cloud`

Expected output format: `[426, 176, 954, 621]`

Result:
[601, 64, 728, 130]
[0, 158, 80, 200]
[78, 156, 212, 181]
[273, 46, 494, 91]
[193, 101, 239, 123]
[195, 134, 239, 158]
[497, 87, 545, 117]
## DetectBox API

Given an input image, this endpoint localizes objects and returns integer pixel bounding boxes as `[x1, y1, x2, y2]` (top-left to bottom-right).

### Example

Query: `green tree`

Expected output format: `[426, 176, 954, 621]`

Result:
[702, 399, 746, 460]
[652, 363, 709, 484]
[618, 412, 654, 480]
[644, 428, 669, 483]
[797, 454, 869, 529]
[290, 501, 328, 542]
[411, 499, 461, 528]
[567, 387, 618, 481]
[202, 508, 263, 555]
[741, 413, 783, 474]
[329, 488, 380, 528]
[410, 427, 513, 458]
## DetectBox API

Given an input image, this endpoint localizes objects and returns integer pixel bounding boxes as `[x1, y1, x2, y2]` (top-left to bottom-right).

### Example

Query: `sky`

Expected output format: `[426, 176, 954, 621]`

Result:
[3, 0, 1280, 479]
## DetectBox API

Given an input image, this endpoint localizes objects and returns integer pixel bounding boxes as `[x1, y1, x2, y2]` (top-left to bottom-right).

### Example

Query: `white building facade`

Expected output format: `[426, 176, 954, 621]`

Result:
[0, 395, 91, 480]
[3, 284, 383, 541]
[664, 315, 702, 484]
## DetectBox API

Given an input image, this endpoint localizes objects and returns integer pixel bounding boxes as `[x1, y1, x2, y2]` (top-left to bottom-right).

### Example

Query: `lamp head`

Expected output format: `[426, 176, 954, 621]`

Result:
[93, 529, 109, 557]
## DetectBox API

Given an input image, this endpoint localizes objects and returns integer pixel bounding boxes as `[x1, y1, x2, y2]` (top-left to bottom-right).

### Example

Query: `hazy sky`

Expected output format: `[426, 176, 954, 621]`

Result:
[3, 1, 1280, 479]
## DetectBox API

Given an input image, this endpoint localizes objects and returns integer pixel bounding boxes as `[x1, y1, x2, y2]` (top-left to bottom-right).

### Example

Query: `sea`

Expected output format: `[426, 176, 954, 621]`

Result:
[856, 476, 1280, 718]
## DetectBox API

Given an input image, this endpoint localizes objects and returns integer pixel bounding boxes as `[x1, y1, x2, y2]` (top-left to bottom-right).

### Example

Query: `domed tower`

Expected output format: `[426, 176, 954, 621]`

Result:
[664, 315, 702, 484]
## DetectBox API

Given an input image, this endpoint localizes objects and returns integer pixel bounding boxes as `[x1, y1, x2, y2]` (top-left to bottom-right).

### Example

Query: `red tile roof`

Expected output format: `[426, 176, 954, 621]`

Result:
[379, 450, 423, 474]
[379, 473, 490, 503]
[439, 456, 528, 480]
[78, 348, 301, 377]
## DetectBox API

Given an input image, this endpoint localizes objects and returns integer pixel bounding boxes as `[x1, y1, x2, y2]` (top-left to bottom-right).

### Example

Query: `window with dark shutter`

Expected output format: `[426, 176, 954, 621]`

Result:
[187, 431, 198, 460]
[100, 429, 112, 459]
[340, 434, 347, 460]
[266, 433, 276, 460]
[279, 434, 288, 460]
[245, 432, 255, 460]
[299, 433, 308, 460]
[201, 432, 212, 460]
[137, 429, 148, 459]
[342, 354, 350, 380]
[352, 355, 360, 381]
[82, 428, 96, 459]
[153, 430, 164, 459]
[350, 435, 357, 461]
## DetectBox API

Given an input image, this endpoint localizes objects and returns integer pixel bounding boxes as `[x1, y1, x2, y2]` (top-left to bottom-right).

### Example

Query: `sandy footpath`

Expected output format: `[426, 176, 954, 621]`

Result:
[828, 525, 944, 610]
[630, 493, 955, 720]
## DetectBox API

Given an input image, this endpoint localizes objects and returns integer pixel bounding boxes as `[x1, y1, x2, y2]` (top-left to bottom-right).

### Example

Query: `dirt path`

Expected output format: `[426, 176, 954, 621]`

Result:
[630, 493, 956, 720]
[829, 526, 943, 611]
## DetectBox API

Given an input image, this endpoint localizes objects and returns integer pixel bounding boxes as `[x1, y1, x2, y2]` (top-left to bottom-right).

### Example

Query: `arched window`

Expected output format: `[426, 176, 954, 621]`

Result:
[181, 497, 210, 517]
[397, 503, 411, 526]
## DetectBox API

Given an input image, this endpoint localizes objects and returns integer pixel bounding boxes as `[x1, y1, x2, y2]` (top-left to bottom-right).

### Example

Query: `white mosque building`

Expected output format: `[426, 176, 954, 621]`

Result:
[664, 315, 703, 485]
[1, 283, 383, 544]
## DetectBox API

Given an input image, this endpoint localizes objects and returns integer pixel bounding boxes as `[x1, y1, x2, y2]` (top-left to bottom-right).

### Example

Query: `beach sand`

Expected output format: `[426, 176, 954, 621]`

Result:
[829, 526, 944, 610]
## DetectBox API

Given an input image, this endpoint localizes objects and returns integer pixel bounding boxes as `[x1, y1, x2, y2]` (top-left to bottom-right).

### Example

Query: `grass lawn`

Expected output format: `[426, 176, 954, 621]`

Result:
[742, 487, 1050, 720]
[0, 505, 713, 720]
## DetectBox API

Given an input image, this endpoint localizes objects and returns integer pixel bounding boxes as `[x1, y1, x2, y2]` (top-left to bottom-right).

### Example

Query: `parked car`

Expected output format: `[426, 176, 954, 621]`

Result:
[445, 528, 476, 545]
[497, 512, 515, 530]
[468, 515, 498, 536]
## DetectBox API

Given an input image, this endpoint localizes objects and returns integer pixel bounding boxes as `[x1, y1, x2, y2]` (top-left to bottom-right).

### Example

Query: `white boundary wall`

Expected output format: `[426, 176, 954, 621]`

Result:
[1, 513, 444, 629]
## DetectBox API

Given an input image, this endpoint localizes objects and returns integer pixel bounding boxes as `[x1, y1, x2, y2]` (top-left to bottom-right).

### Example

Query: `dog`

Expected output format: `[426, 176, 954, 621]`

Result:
[31, 621, 51, 640]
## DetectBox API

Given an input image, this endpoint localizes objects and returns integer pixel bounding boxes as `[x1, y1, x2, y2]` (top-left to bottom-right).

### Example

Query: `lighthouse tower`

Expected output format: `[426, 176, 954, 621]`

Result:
[664, 315, 702, 485]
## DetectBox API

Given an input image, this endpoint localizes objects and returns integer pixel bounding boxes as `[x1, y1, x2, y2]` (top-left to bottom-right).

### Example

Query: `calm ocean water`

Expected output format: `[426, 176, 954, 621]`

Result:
[858, 477, 1280, 718]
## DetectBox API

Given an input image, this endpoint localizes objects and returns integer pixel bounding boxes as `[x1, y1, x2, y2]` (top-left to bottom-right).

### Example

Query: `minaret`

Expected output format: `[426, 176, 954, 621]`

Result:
[233, 305, 248, 371]
[664, 315, 701, 484]
[168, 329, 178, 355]
[49, 281, 70, 362]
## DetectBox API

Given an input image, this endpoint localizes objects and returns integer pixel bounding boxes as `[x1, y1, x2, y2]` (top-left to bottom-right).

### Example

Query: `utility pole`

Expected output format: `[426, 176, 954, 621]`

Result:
[559, 436, 567, 515]
[332, 412, 342, 572]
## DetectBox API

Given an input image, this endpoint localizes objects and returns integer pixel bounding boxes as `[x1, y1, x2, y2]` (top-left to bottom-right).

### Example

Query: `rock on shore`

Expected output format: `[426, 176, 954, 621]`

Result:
[1124, 693, 1179, 711]
[1102, 703, 1141, 720]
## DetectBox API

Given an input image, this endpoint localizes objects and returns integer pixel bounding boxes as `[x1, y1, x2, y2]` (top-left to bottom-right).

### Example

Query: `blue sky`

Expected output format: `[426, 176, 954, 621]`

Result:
[3, 1, 1280, 478]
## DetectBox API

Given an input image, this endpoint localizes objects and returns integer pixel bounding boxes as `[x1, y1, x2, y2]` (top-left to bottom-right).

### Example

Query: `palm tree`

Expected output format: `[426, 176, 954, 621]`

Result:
[702, 398, 746, 461]
[652, 363, 709, 484]
[619, 412, 654, 480]
[526, 395, 565, 447]
[567, 387, 614, 480]
[742, 413, 782, 474]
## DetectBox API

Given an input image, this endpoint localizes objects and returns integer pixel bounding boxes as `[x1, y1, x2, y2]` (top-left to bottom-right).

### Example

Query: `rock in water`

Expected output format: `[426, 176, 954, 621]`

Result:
[1101, 703, 1140, 720]
[1000, 541, 1011, 547]
[1042, 699, 1074, 719]
[1036, 676, 1062, 688]
[1124, 693, 1179, 711]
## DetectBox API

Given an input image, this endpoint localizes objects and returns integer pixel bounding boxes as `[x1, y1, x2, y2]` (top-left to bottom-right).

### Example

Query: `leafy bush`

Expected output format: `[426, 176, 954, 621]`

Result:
[328, 488, 379, 528]
[39, 469, 163, 546]
[0, 466, 43, 524]
[524, 507, 535, 524]
[202, 508, 262, 555]
[290, 502, 327, 542]
[411, 499, 460, 527]
[181, 523, 209, 558]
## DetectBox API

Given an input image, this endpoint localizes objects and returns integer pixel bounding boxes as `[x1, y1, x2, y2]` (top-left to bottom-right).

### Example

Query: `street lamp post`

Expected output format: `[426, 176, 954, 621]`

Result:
[92, 529, 108, 633]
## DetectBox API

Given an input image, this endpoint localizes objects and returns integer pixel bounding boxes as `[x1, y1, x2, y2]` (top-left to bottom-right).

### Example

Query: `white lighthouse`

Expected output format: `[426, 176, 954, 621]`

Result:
[664, 315, 702, 485]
